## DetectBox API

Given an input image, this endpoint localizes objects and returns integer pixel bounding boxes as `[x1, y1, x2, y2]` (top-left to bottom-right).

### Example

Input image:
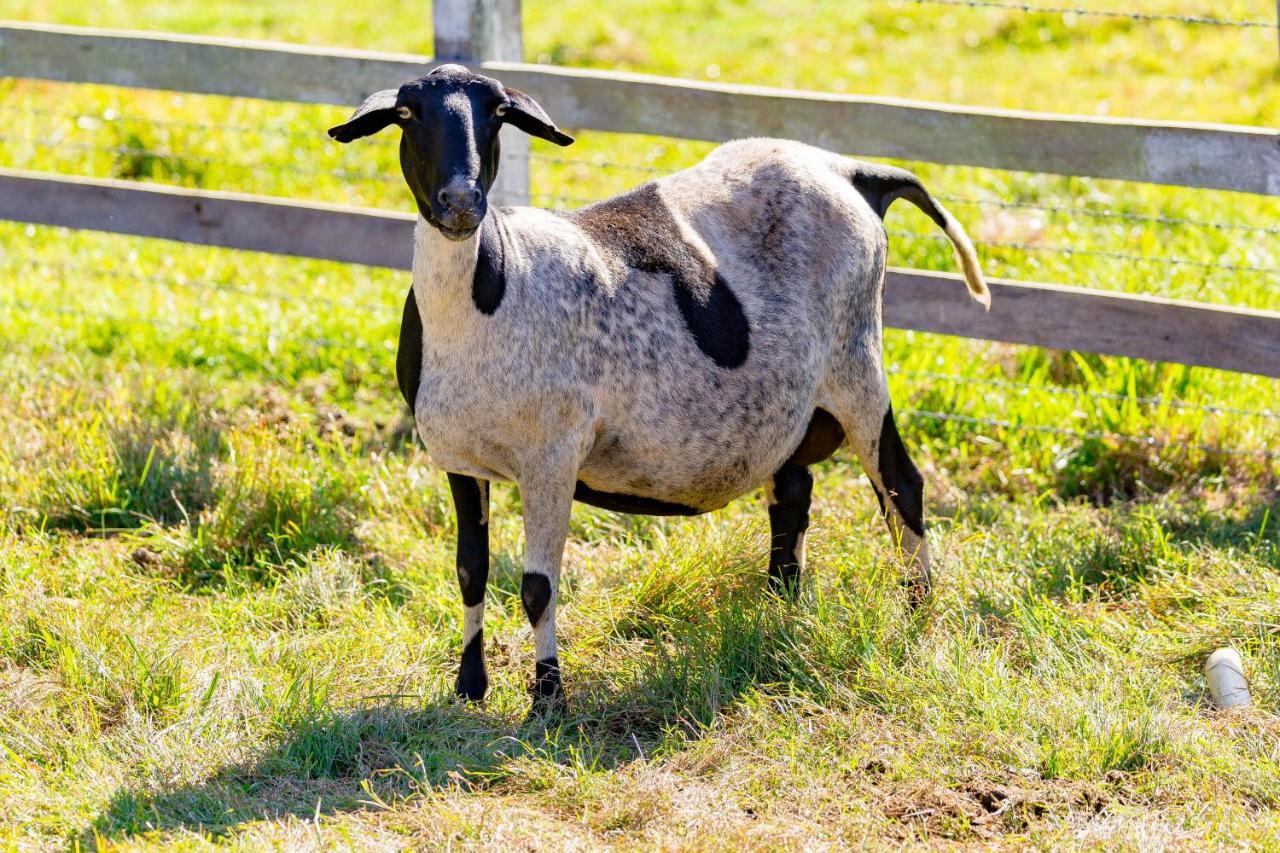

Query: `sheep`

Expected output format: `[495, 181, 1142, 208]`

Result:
[329, 64, 989, 717]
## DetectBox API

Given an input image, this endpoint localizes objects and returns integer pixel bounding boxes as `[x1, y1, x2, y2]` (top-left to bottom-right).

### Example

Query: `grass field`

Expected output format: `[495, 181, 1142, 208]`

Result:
[2, 1, 1280, 848]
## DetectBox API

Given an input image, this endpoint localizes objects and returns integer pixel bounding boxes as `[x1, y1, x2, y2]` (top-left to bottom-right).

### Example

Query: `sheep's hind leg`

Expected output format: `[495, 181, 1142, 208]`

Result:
[831, 375, 931, 605]
[852, 404, 930, 605]
[449, 473, 490, 701]
[766, 462, 812, 599]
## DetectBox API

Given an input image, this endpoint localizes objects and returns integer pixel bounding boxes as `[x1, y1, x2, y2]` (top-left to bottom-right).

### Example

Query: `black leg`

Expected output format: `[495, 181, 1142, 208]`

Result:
[876, 408, 929, 604]
[768, 463, 813, 599]
[876, 408, 924, 539]
[448, 473, 490, 701]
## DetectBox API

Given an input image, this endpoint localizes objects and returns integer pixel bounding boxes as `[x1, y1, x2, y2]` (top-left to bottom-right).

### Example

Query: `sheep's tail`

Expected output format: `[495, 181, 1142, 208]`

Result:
[851, 164, 990, 310]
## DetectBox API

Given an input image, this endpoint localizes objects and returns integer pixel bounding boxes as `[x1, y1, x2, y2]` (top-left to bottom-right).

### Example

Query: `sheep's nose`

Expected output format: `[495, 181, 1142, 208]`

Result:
[437, 185, 483, 214]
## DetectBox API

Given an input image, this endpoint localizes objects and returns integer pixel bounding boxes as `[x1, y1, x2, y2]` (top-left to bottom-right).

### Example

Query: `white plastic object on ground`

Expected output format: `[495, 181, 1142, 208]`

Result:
[1204, 647, 1251, 709]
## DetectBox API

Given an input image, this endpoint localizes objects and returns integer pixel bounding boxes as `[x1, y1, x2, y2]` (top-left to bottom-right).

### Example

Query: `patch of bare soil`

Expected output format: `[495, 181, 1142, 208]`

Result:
[882, 776, 1106, 841]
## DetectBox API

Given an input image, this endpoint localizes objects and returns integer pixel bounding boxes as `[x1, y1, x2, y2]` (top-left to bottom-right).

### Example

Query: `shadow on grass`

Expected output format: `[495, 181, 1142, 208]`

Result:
[85, 699, 569, 842]
[83, 693, 710, 843]
[82, 590, 830, 843]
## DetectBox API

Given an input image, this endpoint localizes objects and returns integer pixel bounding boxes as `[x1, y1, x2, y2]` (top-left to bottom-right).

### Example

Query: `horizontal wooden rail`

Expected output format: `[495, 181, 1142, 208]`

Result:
[0, 169, 414, 269]
[2, 20, 1277, 195]
[3, 168, 1278, 377]
[883, 270, 1280, 378]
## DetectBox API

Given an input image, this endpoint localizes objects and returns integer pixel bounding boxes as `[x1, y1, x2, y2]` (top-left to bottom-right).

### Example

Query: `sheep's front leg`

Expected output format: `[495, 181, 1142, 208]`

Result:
[449, 473, 490, 701]
[517, 459, 577, 719]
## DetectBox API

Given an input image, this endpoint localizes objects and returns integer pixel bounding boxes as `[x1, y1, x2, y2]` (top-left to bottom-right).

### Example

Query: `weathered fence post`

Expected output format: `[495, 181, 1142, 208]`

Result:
[434, 0, 529, 206]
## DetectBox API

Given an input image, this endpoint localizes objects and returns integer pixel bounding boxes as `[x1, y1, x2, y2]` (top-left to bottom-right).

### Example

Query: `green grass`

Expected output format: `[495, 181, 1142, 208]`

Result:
[2, 0, 1280, 848]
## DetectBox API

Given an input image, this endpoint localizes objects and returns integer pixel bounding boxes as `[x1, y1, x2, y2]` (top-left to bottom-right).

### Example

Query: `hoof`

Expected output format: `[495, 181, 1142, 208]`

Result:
[904, 577, 932, 611]
[525, 691, 568, 725]
[526, 657, 565, 722]
[767, 571, 800, 602]
[454, 667, 488, 703]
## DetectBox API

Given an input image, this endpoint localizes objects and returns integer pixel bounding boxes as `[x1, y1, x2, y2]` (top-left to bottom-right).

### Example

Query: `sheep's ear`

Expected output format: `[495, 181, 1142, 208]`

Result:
[328, 89, 400, 143]
[500, 87, 574, 147]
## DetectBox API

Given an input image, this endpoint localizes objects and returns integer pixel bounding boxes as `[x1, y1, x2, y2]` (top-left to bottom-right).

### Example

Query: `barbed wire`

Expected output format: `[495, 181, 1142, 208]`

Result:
[531, 153, 672, 175]
[0, 103, 320, 143]
[6, 296, 1272, 459]
[903, 408, 1280, 460]
[3, 114, 1272, 239]
[900, 0, 1280, 28]
[0, 132, 403, 186]
[887, 229, 1280, 277]
[13, 257, 1274, 423]
[0, 295, 389, 356]
[934, 195, 1280, 238]
[6, 265, 1276, 458]
[889, 366, 1280, 420]
[526, 193, 1278, 278]
[7, 258, 394, 316]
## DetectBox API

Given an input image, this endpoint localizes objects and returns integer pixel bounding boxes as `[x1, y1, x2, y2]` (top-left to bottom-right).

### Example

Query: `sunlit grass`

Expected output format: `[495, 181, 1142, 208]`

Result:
[1, 0, 1280, 848]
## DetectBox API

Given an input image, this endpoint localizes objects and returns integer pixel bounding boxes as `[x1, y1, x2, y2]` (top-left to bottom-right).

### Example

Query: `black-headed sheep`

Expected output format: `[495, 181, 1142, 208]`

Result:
[330, 64, 989, 717]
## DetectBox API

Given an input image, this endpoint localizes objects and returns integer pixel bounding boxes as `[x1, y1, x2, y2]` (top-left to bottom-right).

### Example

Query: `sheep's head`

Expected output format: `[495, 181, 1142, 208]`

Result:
[329, 65, 573, 240]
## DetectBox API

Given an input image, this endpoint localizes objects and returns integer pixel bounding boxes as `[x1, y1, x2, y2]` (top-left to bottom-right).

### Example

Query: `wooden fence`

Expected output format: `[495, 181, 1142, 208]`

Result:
[1, 4, 1278, 378]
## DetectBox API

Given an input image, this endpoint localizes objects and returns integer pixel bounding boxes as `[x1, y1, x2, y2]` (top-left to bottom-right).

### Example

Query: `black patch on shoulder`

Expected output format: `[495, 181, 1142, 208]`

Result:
[671, 273, 750, 368]
[877, 408, 925, 537]
[573, 481, 702, 516]
[396, 287, 423, 412]
[473, 215, 506, 315]
[572, 183, 750, 368]
[521, 573, 552, 627]
[787, 408, 846, 466]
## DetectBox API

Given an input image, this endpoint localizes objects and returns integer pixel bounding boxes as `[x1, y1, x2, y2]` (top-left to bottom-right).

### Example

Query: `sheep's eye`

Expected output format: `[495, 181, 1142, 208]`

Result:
[396, 105, 412, 120]
[494, 103, 509, 117]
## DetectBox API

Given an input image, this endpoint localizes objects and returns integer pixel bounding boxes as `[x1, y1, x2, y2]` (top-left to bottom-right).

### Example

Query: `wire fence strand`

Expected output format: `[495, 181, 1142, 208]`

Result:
[7, 258, 393, 316]
[903, 408, 1280, 460]
[887, 229, 1280, 277]
[901, 0, 1280, 28]
[0, 296, 388, 356]
[4, 114, 1274, 240]
[888, 366, 1280, 420]
[11, 255, 1276, 422]
[0, 132, 402, 186]
[527, 193, 1279, 279]
[935, 195, 1280, 238]
[0, 103, 331, 144]
[5, 267, 1278, 459]
[8, 279, 1274, 459]
[0, 129, 526, 187]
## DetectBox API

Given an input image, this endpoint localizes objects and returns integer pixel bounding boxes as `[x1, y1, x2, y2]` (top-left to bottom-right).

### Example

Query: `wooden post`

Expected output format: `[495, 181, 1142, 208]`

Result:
[434, 0, 529, 206]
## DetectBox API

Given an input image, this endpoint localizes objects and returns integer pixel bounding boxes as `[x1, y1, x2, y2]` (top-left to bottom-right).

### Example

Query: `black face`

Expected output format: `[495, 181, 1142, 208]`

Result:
[328, 65, 574, 241]
[396, 67, 504, 239]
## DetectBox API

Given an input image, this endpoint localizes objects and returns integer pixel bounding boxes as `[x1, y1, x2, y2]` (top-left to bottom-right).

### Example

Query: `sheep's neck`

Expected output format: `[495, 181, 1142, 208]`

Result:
[411, 216, 481, 336]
